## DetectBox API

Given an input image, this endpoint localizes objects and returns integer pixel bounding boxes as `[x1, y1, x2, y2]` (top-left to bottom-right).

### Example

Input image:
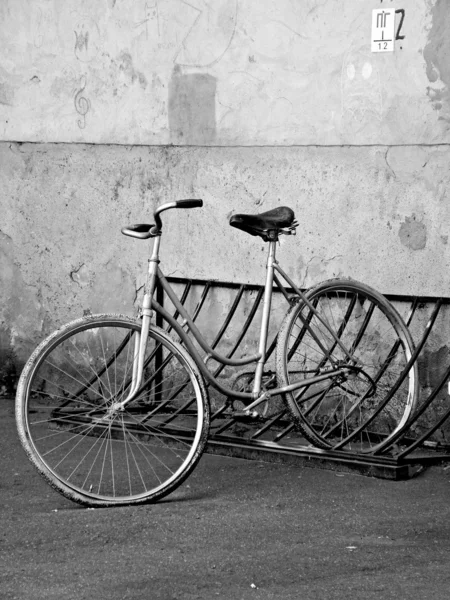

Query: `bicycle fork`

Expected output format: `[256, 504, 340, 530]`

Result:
[111, 236, 161, 412]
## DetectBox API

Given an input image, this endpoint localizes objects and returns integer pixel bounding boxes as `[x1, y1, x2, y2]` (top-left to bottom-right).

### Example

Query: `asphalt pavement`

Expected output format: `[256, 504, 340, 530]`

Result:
[2, 398, 450, 600]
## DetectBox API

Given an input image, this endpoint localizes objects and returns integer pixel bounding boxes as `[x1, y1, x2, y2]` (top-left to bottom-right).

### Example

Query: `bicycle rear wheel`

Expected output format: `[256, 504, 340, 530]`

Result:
[16, 315, 210, 507]
[276, 279, 418, 453]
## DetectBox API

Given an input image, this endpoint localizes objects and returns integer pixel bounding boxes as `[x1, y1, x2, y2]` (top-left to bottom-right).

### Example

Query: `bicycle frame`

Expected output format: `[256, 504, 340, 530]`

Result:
[113, 223, 354, 413]
[15, 198, 420, 509]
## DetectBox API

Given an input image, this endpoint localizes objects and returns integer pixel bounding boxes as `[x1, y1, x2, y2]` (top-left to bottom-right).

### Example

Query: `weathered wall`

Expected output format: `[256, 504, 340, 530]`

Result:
[1, 0, 450, 145]
[2, 0, 450, 401]
[2, 140, 450, 358]
[2, 141, 450, 299]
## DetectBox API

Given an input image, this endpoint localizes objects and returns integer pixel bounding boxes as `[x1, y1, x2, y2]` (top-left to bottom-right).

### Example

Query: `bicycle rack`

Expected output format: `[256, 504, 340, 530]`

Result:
[156, 277, 450, 480]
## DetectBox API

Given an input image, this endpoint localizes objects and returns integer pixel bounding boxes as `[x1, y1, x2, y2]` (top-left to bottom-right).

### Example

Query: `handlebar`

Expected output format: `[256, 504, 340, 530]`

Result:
[152, 199, 203, 234]
[174, 199, 203, 209]
[122, 200, 203, 240]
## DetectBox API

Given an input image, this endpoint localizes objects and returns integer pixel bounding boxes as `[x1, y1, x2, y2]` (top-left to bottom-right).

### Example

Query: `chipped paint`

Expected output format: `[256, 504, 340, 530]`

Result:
[423, 0, 450, 109]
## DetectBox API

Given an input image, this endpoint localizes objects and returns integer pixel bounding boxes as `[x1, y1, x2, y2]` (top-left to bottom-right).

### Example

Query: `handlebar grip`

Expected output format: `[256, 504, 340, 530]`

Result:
[175, 199, 203, 209]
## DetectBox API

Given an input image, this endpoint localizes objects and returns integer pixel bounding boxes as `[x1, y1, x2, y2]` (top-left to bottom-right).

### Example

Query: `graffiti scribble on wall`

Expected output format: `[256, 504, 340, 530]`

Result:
[174, 0, 238, 68]
[74, 75, 91, 129]
[74, 18, 101, 63]
[134, 1, 160, 40]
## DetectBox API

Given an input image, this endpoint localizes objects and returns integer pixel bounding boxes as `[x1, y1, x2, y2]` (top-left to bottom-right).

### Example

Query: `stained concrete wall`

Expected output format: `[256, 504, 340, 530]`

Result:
[2, 141, 450, 365]
[1, 0, 449, 145]
[2, 0, 450, 398]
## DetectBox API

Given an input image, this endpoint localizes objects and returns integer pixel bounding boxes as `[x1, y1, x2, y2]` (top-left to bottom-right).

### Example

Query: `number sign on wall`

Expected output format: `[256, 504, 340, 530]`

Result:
[371, 8, 395, 52]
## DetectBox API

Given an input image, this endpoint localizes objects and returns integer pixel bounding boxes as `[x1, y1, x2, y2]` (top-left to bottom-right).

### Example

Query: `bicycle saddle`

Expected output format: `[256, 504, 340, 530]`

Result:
[229, 206, 296, 242]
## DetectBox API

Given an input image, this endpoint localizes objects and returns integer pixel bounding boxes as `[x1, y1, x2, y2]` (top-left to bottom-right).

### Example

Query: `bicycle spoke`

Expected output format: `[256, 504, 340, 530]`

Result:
[17, 317, 209, 506]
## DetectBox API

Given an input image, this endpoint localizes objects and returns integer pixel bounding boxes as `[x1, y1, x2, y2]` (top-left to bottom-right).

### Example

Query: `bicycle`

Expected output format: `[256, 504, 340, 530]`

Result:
[16, 200, 418, 507]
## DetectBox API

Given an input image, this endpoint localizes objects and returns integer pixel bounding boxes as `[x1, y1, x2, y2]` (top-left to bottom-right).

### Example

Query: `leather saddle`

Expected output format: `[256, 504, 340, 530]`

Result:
[229, 206, 296, 242]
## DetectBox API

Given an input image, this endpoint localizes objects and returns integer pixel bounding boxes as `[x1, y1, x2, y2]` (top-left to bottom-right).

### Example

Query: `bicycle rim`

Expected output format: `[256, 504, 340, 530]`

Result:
[16, 315, 209, 506]
[276, 280, 417, 453]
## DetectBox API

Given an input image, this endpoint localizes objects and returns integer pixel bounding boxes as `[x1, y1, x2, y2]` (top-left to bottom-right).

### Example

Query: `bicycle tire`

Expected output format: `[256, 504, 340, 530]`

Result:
[276, 279, 418, 453]
[16, 314, 210, 507]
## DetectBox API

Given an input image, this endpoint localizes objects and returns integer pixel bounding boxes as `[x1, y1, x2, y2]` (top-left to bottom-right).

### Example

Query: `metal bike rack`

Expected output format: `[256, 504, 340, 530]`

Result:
[157, 277, 450, 480]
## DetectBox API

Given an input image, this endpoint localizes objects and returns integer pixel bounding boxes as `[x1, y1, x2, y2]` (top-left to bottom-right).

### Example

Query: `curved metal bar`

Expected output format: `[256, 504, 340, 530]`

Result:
[285, 293, 371, 439]
[396, 361, 450, 460]
[313, 298, 395, 445]
[273, 272, 294, 302]
[148, 283, 246, 409]
[153, 201, 178, 233]
[159, 279, 193, 332]
[210, 285, 246, 351]
[191, 281, 213, 322]
[273, 422, 295, 442]
[274, 263, 361, 363]
[210, 287, 264, 379]
[151, 300, 258, 400]
[332, 302, 440, 453]
[156, 273, 262, 368]
[403, 296, 419, 327]
[334, 298, 443, 455]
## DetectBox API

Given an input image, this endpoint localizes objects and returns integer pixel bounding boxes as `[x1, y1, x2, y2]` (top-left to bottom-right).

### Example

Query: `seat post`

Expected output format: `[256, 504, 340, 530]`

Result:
[252, 240, 277, 396]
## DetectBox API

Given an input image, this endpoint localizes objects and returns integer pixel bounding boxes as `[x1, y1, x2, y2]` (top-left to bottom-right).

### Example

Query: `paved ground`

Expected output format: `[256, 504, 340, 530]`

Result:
[2, 397, 450, 600]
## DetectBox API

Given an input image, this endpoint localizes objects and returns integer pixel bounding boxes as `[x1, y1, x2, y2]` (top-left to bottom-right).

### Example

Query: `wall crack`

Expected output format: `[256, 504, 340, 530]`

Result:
[384, 148, 396, 178]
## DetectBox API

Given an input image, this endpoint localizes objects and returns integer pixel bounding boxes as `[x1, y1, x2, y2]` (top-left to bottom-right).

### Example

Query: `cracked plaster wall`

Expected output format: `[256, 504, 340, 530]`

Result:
[2, 0, 450, 419]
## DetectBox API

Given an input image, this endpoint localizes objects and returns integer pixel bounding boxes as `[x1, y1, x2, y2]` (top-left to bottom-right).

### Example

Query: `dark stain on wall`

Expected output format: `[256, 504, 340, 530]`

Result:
[113, 176, 125, 202]
[0, 326, 16, 395]
[423, 0, 450, 111]
[118, 51, 147, 89]
[0, 230, 48, 388]
[398, 215, 427, 250]
[418, 344, 450, 389]
[168, 70, 216, 145]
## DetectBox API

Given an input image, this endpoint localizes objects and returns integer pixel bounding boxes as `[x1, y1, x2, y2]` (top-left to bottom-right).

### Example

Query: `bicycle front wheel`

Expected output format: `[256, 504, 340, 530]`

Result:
[276, 279, 418, 453]
[16, 315, 210, 507]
